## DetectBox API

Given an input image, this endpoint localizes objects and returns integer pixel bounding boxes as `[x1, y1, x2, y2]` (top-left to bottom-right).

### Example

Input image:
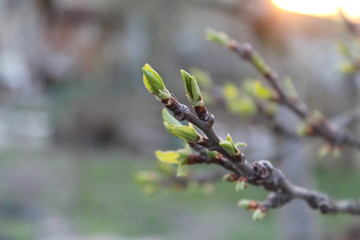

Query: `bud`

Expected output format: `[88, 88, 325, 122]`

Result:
[283, 77, 298, 101]
[310, 110, 325, 124]
[297, 123, 313, 136]
[238, 199, 259, 210]
[142, 64, 171, 100]
[219, 133, 238, 156]
[235, 177, 247, 192]
[235, 181, 247, 192]
[222, 173, 237, 182]
[206, 150, 219, 159]
[251, 53, 270, 75]
[252, 208, 267, 221]
[205, 28, 230, 47]
[168, 123, 201, 143]
[181, 70, 204, 107]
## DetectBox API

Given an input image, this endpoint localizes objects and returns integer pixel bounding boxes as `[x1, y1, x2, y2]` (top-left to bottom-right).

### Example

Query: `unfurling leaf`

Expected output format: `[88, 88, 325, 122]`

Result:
[168, 123, 200, 143]
[162, 108, 182, 134]
[155, 150, 181, 164]
[181, 70, 204, 107]
[219, 134, 238, 156]
[252, 208, 267, 221]
[205, 28, 230, 47]
[142, 64, 171, 100]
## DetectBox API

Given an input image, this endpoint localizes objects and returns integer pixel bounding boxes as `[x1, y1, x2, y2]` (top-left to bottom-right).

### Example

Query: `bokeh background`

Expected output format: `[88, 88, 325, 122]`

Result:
[0, 0, 360, 239]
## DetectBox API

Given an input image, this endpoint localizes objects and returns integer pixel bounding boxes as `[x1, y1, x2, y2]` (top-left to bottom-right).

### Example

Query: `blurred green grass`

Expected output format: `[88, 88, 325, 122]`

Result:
[0, 148, 358, 240]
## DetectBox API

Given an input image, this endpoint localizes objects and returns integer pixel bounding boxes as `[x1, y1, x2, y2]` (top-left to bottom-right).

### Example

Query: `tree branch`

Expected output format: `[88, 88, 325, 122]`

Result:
[223, 37, 360, 149]
[160, 95, 360, 215]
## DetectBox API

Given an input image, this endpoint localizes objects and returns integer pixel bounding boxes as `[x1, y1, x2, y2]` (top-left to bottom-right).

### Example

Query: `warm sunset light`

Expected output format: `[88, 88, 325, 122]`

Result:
[272, 0, 360, 20]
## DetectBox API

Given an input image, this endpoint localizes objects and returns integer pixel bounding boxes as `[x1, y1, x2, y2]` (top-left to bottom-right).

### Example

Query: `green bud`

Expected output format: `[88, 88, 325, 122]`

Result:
[251, 53, 270, 74]
[311, 110, 325, 123]
[252, 208, 266, 221]
[283, 77, 298, 101]
[235, 181, 247, 192]
[219, 134, 238, 156]
[237, 199, 259, 210]
[142, 64, 171, 100]
[181, 70, 204, 107]
[169, 123, 200, 143]
[238, 199, 251, 209]
[206, 150, 218, 159]
[205, 28, 230, 47]
[222, 173, 237, 182]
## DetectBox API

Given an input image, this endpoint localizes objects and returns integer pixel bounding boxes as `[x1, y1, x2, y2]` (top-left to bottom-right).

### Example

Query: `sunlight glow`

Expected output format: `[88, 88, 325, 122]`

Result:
[272, 0, 360, 20]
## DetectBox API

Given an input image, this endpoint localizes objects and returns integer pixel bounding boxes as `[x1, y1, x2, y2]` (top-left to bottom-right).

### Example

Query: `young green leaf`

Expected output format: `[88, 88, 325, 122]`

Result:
[155, 150, 181, 164]
[181, 70, 204, 107]
[162, 108, 182, 133]
[142, 64, 171, 100]
[219, 133, 238, 156]
[168, 123, 200, 143]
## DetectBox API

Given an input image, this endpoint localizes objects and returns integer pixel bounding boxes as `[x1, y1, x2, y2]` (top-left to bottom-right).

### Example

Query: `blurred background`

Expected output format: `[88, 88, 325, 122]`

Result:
[0, 0, 360, 239]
